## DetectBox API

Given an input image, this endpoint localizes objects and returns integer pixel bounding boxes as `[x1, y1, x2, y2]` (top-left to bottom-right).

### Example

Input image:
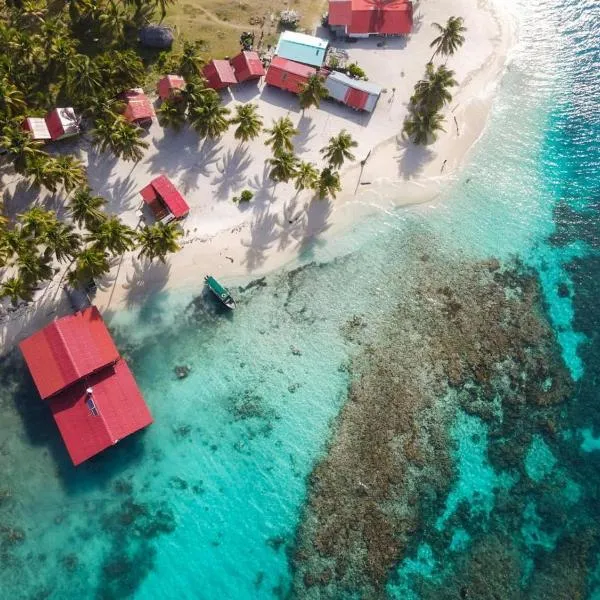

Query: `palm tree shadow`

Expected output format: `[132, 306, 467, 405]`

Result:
[298, 198, 333, 260]
[276, 197, 306, 251]
[145, 125, 202, 177]
[122, 258, 171, 308]
[179, 137, 223, 194]
[211, 145, 253, 200]
[412, 8, 424, 34]
[3, 180, 54, 220]
[103, 174, 139, 213]
[242, 207, 279, 271]
[294, 115, 317, 154]
[248, 163, 274, 206]
[396, 135, 434, 180]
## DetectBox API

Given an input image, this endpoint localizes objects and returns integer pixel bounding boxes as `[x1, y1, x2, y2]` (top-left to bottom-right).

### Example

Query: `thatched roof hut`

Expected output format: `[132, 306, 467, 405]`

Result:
[139, 25, 174, 49]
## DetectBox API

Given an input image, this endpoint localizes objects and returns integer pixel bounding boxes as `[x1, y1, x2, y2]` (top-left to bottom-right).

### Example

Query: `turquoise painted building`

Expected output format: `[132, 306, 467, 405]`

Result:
[275, 31, 329, 68]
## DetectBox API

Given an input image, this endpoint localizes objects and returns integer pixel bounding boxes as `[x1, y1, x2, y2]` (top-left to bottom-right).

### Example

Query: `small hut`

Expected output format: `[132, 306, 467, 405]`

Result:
[265, 57, 316, 94]
[139, 24, 174, 49]
[229, 51, 266, 83]
[202, 60, 238, 90]
[122, 88, 155, 127]
[46, 107, 80, 141]
[23, 117, 51, 141]
[140, 175, 190, 223]
[157, 74, 186, 101]
[324, 71, 382, 112]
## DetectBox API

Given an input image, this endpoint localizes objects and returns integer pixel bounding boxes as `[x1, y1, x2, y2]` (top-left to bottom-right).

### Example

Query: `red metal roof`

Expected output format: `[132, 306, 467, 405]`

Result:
[265, 57, 317, 94]
[20, 306, 119, 400]
[122, 89, 155, 123]
[49, 359, 153, 466]
[45, 108, 79, 141]
[140, 175, 189, 219]
[229, 51, 266, 82]
[330, 0, 413, 34]
[157, 74, 186, 100]
[345, 87, 369, 110]
[203, 60, 238, 89]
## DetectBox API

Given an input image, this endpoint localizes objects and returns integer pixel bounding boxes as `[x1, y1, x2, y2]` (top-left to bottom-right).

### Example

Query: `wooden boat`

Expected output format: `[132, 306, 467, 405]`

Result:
[205, 275, 236, 309]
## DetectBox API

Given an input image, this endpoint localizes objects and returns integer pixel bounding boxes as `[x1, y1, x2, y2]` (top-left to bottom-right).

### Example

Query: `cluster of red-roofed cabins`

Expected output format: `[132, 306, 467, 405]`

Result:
[201, 50, 266, 90]
[23, 107, 81, 142]
[20, 306, 153, 466]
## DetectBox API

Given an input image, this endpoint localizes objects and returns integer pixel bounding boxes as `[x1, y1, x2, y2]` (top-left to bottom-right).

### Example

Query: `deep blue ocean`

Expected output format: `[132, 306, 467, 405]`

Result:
[1, 0, 599, 597]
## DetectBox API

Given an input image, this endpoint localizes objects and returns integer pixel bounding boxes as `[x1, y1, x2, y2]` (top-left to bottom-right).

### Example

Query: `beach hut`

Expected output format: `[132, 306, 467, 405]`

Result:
[122, 88, 155, 127]
[140, 175, 189, 223]
[202, 60, 238, 90]
[265, 57, 317, 94]
[139, 24, 174, 49]
[229, 51, 266, 83]
[275, 31, 329, 68]
[19, 306, 153, 466]
[23, 117, 51, 141]
[157, 74, 186, 101]
[325, 71, 382, 112]
[328, 0, 413, 37]
[45, 107, 80, 141]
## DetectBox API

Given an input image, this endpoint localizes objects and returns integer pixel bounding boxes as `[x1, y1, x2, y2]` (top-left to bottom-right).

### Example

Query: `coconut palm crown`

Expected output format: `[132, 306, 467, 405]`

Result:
[230, 103, 263, 143]
[264, 117, 298, 155]
[320, 130, 358, 170]
[430, 17, 467, 62]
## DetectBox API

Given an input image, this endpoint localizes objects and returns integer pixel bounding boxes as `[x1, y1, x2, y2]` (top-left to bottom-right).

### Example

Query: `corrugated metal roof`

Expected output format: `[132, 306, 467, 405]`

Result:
[49, 359, 153, 465]
[20, 307, 120, 400]
[203, 60, 237, 89]
[46, 108, 79, 141]
[24, 117, 51, 140]
[327, 70, 383, 95]
[157, 74, 185, 100]
[122, 90, 155, 123]
[149, 175, 189, 219]
[230, 51, 265, 82]
[275, 31, 329, 67]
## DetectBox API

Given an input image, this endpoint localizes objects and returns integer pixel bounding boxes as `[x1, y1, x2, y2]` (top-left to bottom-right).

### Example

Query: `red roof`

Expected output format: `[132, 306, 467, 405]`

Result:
[229, 51, 266, 82]
[19, 307, 153, 466]
[329, 0, 413, 34]
[45, 107, 80, 141]
[49, 359, 153, 466]
[122, 89, 155, 124]
[157, 74, 186, 100]
[265, 57, 316, 94]
[140, 175, 189, 220]
[23, 117, 51, 140]
[345, 87, 370, 109]
[203, 60, 238, 89]
[19, 307, 119, 400]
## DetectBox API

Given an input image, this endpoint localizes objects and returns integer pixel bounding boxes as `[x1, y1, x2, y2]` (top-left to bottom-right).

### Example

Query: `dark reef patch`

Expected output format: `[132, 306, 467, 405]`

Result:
[291, 247, 572, 599]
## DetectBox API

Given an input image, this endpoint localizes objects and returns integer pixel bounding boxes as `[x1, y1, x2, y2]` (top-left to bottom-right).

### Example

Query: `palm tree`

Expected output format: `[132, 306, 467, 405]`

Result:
[189, 96, 231, 139]
[316, 168, 342, 200]
[430, 17, 467, 63]
[0, 78, 26, 119]
[68, 187, 107, 230]
[298, 74, 329, 112]
[402, 110, 446, 145]
[18, 207, 58, 238]
[67, 247, 111, 286]
[159, 99, 187, 131]
[53, 155, 88, 193]
[267, 151, 299, 183]
[24, 154, 63, 192]
[89, 216, 136, 256]
[43, 221, 82, 263]
[136, 221, 182, 263]
[229, 103, 263, 144]
[65, 54, 103, 101]
[294, 161, 319, 192]
[179, 41, 205, 80]
[0, 229, 33, 266]
[156, 0, 175, 22]
[16, 250, 54, 286]
[412, 64, 457, 113]
[91, 116, 149, 162]
[264, 117, 298, 155]
[320, 130, 358, 170]
[0, 276, 34, 306]
[0, 126, 46, 174]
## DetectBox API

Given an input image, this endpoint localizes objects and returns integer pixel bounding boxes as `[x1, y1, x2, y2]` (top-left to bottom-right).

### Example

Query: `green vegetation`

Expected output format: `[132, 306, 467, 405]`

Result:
[298, 74, 329, 112]
[264, 117, 299, 155]
[316, 168, 342, 200]
[294, 161, 319, 192]
[267, 151, 299, 183]
[321, 130, 358, 170]
[233, 190, 254, 204]
[229, 103, 263, 144]
[404, 16, 466, 145]
[347, 62, 366, 79]
[136, 221, 183, 263]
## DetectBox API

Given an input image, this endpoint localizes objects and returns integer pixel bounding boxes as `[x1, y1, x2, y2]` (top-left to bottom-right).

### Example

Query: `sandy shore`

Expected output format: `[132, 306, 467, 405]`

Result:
[0, 0, 516, 353]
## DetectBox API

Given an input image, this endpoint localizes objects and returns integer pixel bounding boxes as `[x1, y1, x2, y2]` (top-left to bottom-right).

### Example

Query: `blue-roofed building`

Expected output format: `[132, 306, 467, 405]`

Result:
[275, 31, 329, 68]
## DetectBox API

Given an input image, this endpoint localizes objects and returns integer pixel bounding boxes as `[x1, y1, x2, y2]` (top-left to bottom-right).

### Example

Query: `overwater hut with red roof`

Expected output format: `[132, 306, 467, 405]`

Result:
[328, 0, 413, 37]
[229, 51, 266, 83]
[122, 88, 155, 127]
[19, 306, 153, 466]
[23, 117, 51, 141]
[157, 74, 186, 101]
[265, 57, 317, 94]
[45, 107, 80, 141]
[203, 59, 238, 90]
[140, 175, 189, 223]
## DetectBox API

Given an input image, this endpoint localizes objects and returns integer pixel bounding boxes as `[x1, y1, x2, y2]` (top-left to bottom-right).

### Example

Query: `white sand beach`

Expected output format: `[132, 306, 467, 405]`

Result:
[0, 0, 516, 352]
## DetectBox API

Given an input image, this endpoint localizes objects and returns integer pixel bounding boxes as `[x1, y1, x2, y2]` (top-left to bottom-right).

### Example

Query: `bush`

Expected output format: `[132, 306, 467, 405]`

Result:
[347, 62, 366, 79]
[233, 189, 254, 204]
[279, 9, 300, 30]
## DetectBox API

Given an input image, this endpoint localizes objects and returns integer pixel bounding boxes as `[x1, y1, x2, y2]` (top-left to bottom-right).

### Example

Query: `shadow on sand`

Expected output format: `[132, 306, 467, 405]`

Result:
[297, 197, 333, 260]
[122, 258, 171, 309]
[212, 144, 253, 200]
[396, 135, 434, 179]
[242, 207, 280, 271]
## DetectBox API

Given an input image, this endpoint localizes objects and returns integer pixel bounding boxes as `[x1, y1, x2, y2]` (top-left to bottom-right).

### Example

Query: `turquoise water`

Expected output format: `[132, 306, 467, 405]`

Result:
[2, 0, 600, 596]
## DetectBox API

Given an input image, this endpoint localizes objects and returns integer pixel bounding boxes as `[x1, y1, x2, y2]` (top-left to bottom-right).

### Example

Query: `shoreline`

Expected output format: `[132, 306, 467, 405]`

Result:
[0, 0, 517, 354]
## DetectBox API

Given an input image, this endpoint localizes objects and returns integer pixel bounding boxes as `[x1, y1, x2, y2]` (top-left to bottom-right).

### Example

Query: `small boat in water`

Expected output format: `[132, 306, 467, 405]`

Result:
[205, 275, 236, 309]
